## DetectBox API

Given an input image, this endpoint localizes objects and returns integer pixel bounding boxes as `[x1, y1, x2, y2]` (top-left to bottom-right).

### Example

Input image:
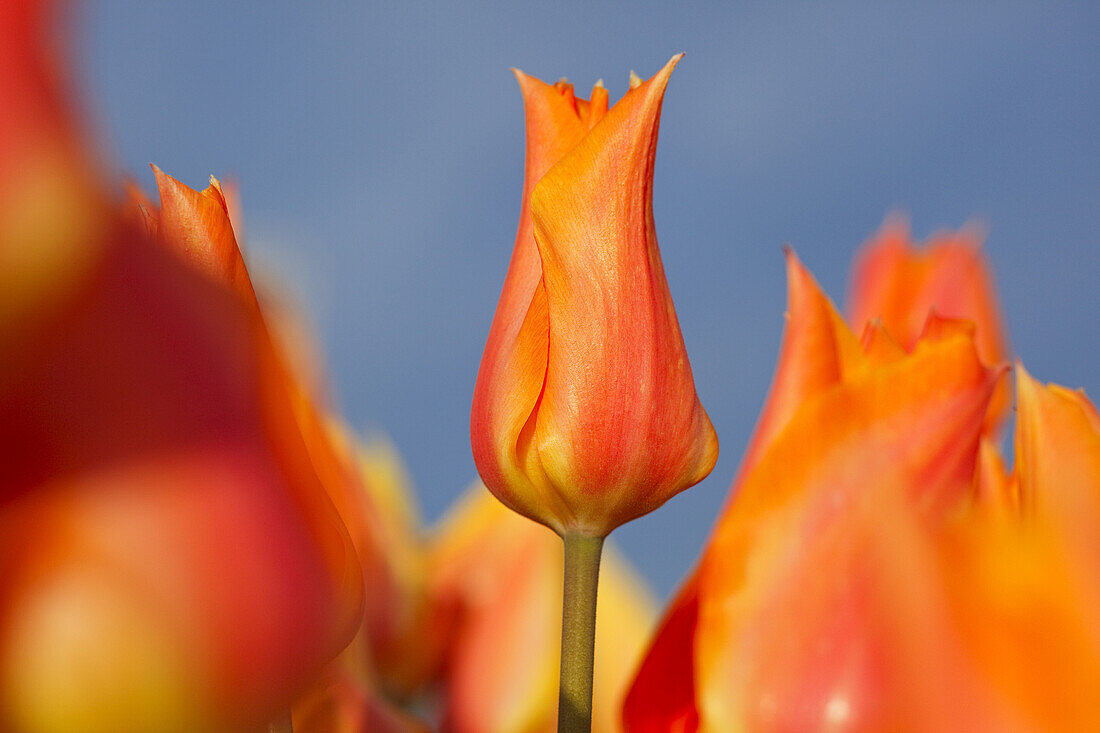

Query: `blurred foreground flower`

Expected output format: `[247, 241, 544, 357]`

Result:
[849, 216, 1010, 432]
[0, 5, 377, 731]
[625, 245, 1100, 731]
[471, 55, 717, 539]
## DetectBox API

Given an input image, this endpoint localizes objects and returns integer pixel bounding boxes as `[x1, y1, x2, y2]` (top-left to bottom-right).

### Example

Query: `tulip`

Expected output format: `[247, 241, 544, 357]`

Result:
[626, 249, 1100, 730]
[944, 365, 1100, 729]
[0, 4, 365, 730]
[628, 252, 1003, 730]
[471, 57, 716, 732]
[143, 165, 447, 693]
[848, 216, 1009, 431]
[625, 225, 1009, 729]
[471, 55, 717, 539]
[430, 487, 657, 733]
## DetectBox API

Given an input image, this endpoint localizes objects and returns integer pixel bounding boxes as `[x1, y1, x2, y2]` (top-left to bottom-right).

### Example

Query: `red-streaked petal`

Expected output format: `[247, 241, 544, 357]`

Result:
[528, 54, 718, 534]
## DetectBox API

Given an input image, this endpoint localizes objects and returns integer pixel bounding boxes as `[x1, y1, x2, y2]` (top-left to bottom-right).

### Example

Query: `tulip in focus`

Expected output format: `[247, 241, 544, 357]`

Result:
[471, 55, 718, 539]
[471, 56, 718, 732]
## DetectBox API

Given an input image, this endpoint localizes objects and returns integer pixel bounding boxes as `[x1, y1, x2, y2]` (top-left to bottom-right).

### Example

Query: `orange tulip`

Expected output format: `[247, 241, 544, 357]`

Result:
[626, 250, 1100, 730]
[0, 4, 364, 730]
[848, 216, 1009, 431]
[942, 365, 1100, 730]
[141, 166, 448, 698]
[471, 56, 718, 537]
[430, 488, 656, 732]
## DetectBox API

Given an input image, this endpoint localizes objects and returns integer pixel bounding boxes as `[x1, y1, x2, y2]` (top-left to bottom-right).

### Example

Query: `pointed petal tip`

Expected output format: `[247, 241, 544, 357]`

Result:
[1015, 360, 1036, 391]
[782, 244, 809, 274]
[510, 67, 535, 90]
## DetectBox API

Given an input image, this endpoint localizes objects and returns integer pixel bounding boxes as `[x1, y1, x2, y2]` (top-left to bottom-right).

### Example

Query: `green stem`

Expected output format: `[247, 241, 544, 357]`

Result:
[557, 533, 605, 733]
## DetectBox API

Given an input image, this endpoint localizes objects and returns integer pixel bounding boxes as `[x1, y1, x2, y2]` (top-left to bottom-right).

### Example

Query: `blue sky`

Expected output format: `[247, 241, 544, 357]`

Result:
[80, 1, 1099, 597]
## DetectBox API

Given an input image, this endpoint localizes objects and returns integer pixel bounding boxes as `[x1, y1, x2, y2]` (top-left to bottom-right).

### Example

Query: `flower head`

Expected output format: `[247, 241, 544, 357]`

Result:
[0, 6, 366, 729]
[471, 56, 718, 537]
[626, 246, 1099, 731]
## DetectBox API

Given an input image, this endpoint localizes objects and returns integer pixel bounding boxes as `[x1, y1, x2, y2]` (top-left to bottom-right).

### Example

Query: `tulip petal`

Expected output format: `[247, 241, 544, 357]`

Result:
[151, 166, 257, 305]
[526, 54, 718, 533]
[848, 217, 1009, 432]
[0, 0, 103, 335]
[625, 250, 862, 729]
[471, 73, 598, 531]
[1014, 363, 1100, 582]
[692, 327, 999, 730]
[0, 229, 364, 731]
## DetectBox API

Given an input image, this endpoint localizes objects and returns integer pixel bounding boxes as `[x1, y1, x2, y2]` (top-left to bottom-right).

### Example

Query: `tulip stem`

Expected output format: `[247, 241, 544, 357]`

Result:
[557, 533, 605, 733]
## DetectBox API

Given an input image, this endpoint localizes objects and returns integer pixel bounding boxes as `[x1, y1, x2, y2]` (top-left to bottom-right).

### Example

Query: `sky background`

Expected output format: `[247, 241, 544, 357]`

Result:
[78, 1, 1099, 598]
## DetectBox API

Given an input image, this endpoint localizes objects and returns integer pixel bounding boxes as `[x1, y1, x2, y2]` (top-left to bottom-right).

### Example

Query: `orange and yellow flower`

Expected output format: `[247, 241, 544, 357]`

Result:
[0, 5, 374, 731]
[848, 216, 1010, 432]
[471, 56, 718, 538]
[625, 243, 1100, 731]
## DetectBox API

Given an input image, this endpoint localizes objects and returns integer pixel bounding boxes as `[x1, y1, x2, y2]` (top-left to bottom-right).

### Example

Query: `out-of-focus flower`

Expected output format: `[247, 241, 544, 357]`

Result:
[0, 5, 366, 731]
[431, 488, 656, 732]
[141, 165, 446, 701]
[848, 216, 1009, 431]
[940, 365, 1100, 729]
[626, 250, 1100, 731]
[625, 251, 867, 732]
[0, 1, 103, 336]
[291, 665, 430, 733]
[325, 428, 440, 699]
[471, 56, 718, 538]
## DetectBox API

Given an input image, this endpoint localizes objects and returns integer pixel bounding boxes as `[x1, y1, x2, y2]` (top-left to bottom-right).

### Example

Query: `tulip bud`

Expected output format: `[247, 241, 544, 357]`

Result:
[471, 56, 718, 537]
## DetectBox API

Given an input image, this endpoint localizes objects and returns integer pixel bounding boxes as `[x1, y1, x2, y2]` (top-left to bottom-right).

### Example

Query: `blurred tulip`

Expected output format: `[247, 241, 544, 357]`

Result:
[0, 0, 103, 336]
[290, 666, 430, 733]
[471, 56, 718, 538]
[431, 488, 656, 732]
[626, 251, 866, 732]
[141, 165, 446, 699]
[942, 365, 1100, 730]
[328, 429, 439, 699]
[0, 4, 365, 731]
[686, 300, 1000, 731]
[848, 216, 1009, 431]
[627, 250, 1100, 731]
